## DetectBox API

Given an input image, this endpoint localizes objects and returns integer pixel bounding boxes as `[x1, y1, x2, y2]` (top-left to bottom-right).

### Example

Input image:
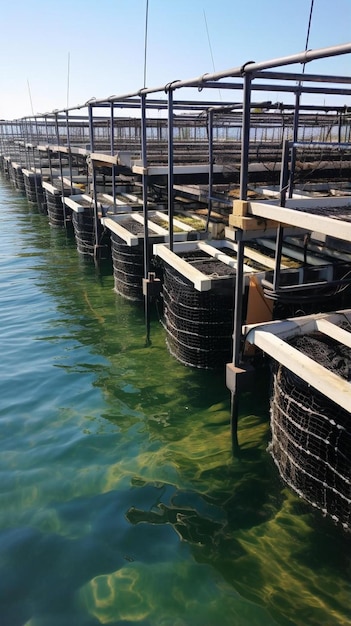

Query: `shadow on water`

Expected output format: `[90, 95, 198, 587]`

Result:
[0, 188, 351, 626]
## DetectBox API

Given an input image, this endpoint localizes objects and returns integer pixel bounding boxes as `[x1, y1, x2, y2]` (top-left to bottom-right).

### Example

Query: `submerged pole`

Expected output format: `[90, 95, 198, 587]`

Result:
[229, 72, 252, 451]
[141, 93, 151, 344]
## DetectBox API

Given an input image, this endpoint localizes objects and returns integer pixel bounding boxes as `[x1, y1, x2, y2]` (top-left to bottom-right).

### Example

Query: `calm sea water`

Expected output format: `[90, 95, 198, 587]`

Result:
[0, 177, 350, 626]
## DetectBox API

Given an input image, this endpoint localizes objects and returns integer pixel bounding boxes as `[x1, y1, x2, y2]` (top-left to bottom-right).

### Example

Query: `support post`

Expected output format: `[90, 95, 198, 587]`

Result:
[54, 112, 68, 227]
[206, 109, 214, 231]
[228, 71, 252, 451]
[239, 72, 252, 201]
[230, 228, 245, 451]
[167, 88, 174, 252]
[141, 93, 151, 343]
[88, 105, 100, 259]
[273, 139, 290, 291]
[288, 90, 300, 198]
[110, 102, 117, 213]
[66, 111, 73, 196]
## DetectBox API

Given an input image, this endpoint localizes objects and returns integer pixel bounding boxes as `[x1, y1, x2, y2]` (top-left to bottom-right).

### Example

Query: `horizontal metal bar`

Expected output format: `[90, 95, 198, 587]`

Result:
[15, 42, 351, 117]
[254, 70, 351, 84]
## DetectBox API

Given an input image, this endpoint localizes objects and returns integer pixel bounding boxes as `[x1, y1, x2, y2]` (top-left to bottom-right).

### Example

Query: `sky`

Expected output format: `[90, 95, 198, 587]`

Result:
[0, 0, 350, 120]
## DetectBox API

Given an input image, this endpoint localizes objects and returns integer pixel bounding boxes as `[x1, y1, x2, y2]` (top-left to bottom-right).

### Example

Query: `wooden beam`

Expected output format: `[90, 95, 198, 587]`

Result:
[248, 329, 351, 412]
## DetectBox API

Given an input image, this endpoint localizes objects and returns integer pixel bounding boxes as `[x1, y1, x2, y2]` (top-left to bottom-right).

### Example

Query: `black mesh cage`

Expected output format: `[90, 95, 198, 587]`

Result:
[24, 175, 40, 203]
[46, 191, 65, 227]
[14, 168, 25, 193]
[111, 233, 144, 301]
[163, 262, 235, 369]
[36, 184, 47, 214]
[72, 209, 109, 258]
[269, 332, 351, 530]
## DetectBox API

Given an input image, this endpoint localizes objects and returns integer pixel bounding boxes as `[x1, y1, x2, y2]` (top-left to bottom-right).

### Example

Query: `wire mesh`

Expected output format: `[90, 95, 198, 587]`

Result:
[111, 233, 144, 301]
[163, 262, 235, 369]
[269, 331, 351, 531]
[46, 191, 66, 227]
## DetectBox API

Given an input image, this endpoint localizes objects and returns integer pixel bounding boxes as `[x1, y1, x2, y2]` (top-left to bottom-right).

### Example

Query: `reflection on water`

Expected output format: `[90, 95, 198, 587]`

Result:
[0, 178, 350, 626]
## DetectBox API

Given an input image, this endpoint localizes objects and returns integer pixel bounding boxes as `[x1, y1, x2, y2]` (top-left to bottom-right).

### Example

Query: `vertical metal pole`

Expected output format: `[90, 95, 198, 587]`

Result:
[288, 91, 300, 198]
[338, 111, 342, 144]
[239, 73, 252, 201]
[55, 112, 67, 226]
[206, 109, 213, 231]
[88, 105, 99, 258]
[273, 139, 290, 292]
[88, 104, 95, 152]
[141, 94, 149, 279]
[230, 228, 244, 451]
[230, 72, 252, 451]
[110, 102, 117, 212]
[232, 229, 245, 369]
[141, 93, 151, 343]
[23, 119, 30, 169]
[45, 117, 53, 182]
[167, 88, 174, 252]
[66, 111, 73, 195]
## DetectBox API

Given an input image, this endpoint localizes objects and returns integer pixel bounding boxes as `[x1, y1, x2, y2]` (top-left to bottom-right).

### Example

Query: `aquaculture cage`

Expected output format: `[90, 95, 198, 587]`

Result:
[13, 164, 25, 193]
[104, 211, 205, 301]
[154, 240, 273, 369]
[23, 170, 41, 204]
[64, 194, 109, 258]
[36, 182, 47, 214]
[111, 232, 145, 301]
[45, 188, 65, 226]
[44, 180, 81, 227]
[269, 330, 351, 531]
[163, 261, 235, 369]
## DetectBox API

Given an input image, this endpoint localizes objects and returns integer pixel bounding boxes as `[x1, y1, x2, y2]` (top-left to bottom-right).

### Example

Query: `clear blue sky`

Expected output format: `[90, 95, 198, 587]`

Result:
[1, 0, 350, 119]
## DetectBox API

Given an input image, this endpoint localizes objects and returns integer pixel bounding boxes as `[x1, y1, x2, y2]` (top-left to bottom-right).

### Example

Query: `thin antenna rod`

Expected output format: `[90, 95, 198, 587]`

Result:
[143, 0, 149, 88]
[27, 79, 34, 116]
[203, 10, 221, 100]
[67, 52, 70, 109]
[203, 10, 216, 74]
[303, 0, 315, 75]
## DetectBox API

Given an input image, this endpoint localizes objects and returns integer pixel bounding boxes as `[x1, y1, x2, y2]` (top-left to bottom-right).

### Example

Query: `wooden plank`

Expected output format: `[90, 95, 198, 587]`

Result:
[101, 217, 140, 246]
[42, 181, 60, 195]
[63, 196, 86, 213]
[132, 164, 223, 176]
[249, 330, 351, 412]
[230, 241, 289, 270]
[153, 244, 212, 291]
[90, 153, 119, 166]
[248, 200, 351, 241]
[243, 309, 351, 340]
[129, 212, 192, 241]
[315, 318, 351, 349]
[197, 241, 254, 273]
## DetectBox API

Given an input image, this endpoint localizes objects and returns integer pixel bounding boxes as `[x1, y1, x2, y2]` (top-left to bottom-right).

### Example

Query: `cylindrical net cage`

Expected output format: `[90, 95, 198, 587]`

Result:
[269, 332, 351, 530]
[36, 184, 47, 214]
[111, 232, 144, 301]
[72, 209, 109, 258]
[163, 262, 235, 369]
[46, 191, 66, 227]
[14, 168, 25, 193]
[24, 175, 40, 203]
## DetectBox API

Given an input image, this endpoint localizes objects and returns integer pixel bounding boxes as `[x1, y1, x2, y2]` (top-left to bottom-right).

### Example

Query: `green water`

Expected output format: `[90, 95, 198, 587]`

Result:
[0, 178, 350, 626]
